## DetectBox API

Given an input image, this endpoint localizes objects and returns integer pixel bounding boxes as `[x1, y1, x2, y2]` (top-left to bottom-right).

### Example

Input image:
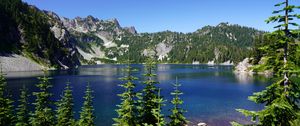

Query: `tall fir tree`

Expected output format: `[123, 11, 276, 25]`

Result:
[29, 74, 55, 126]
[232, 1, 300, 126]
[0, 71, 15, 126]
[151, 88, 165, 126]
[16, 85, 30, 126]
[78, 83, 95, 126]
[138, 58, 165, 125]
[168, 78, 188, 126]
[113, 63, 139, 126]
[56, 81, 75, 126]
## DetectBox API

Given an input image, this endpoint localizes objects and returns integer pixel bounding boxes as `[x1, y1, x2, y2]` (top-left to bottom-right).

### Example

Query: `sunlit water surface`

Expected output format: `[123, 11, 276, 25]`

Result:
[5, 64, 271, 126]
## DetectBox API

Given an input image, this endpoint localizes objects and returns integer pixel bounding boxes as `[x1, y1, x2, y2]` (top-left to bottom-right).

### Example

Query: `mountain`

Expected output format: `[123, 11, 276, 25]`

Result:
[0, 0, 265, 71]
[60, 15, 139, 64]
[62, 16, 264, 64]
[0, 0, 80, 70]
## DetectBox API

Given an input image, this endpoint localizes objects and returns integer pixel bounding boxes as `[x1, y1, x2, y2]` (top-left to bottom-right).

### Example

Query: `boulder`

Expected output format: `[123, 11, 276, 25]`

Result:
[198, 122, 207, 126]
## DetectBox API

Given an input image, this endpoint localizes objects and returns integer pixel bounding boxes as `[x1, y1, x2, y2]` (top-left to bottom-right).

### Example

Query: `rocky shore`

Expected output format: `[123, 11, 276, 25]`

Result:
[0, 54, 44, 72]
[234, 58, 253, 74]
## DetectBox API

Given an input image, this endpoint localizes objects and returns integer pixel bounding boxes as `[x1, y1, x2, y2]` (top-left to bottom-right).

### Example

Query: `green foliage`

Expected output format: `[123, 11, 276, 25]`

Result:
[137, 59, 165, 125]
[56, 81, 76, 126]
[78, 83, 95, 126]
[0, 0, 79, 68]
[113, 64, 139, 126]
[168, 78, 188, 126]
[16, 85, 30, 126]
[30, 75, 55, 126]
[251, 30, 300, 76]
[0, 71, 15, 126]
[234, 1, 300, 126]
[0, 70, 98, 126]
[110, 23, 264, 64]
[72, 32, 104, 53]
[151, 88, 166, 126]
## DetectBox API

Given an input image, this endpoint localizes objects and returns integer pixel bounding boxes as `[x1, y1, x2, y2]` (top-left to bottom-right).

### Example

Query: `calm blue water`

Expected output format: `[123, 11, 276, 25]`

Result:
[5, 64, 271, 126]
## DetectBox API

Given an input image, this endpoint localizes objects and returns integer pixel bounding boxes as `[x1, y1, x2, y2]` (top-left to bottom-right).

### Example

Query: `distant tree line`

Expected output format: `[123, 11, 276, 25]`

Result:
[112, 25, 264, 64]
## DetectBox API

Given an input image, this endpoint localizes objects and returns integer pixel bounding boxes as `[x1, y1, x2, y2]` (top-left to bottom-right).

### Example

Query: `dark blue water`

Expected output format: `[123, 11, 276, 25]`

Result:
[5, 64, 271, 126]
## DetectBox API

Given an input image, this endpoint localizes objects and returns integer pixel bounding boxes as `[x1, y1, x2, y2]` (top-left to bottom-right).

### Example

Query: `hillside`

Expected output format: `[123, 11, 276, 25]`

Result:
[0, 0, 80, 70]
[62, 16, 264, 64]
[0, 0, 265, 71]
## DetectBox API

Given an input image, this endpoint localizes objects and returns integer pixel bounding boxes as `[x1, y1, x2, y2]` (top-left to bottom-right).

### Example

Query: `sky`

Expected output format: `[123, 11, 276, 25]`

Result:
[22, 0, 299, 33]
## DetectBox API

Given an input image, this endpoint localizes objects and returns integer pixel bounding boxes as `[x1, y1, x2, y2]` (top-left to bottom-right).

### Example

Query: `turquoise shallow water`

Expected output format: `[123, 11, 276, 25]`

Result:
[5, 64, 271, 126]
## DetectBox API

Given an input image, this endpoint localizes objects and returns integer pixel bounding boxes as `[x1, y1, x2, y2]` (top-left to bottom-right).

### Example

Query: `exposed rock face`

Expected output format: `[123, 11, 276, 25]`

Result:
[61, 15, 135, 40]
[1, 1, 80, 71]
[197, 122, 207, 126]
[193, 61, 200, 64]
[44, 11, 81, 69]
[60, 15, 137, 63]
[207, 60, 215, 65]
[0, 54, 44, 72]
[235, 58, 253, 73]
[220, 60, 233, 65]
[156, 42, 172, 61]
[142, 49, 156, 58]
[76, 46, 105, 61]
[124, 26, 137, 34]
[214, 48, 221, 61]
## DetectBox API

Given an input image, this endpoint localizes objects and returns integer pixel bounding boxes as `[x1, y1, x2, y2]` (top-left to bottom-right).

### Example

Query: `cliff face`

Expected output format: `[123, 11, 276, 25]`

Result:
[44, 11, 81, 69]
[60, 15, 138, 64]
[0, 0, 80, 70]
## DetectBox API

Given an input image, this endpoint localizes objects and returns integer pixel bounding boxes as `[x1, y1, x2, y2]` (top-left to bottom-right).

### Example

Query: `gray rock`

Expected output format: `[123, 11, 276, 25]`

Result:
[197, 122, 207, 126]
[0, 54, 44, 72]
[124, 26, 137, 34]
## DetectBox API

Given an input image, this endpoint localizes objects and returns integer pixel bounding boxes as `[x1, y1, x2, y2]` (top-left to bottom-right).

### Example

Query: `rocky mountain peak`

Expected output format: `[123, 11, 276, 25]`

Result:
[124, 26, 137, 34]
[86, 15, 99, 22]
[108, 18, 120, 26]
[44, 11, 60, 21]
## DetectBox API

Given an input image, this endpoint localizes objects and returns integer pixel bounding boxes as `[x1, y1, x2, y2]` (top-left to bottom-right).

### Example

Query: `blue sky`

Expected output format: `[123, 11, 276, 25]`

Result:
[22, 0, 298, 33]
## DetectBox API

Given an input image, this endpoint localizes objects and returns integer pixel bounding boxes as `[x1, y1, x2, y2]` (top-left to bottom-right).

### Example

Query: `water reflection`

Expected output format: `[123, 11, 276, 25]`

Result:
[78, 65, 119, 76]
[4, 70, 45, 78]
[157, 64, 171, 71]
[4, 64, 270, 126]
[234, 72, 254, 84]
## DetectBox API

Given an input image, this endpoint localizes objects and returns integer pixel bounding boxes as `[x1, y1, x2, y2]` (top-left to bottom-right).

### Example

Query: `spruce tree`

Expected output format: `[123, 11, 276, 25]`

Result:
[0, 71, 15, 126]
[232, 1, 300, 125]
[168, 78, 188, 126]
[138, 59, 165, 125]
[56, 81, 75, 126]
[78, 83, 95, 126]
[16, 85, 30, 126]
[113, 64, 138, 126]
[30, 75, 55, 126]
[151, 88, 165, 126]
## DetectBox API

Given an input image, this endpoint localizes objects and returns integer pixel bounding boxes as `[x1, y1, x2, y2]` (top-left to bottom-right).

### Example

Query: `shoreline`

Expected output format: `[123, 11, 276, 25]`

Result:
[2, 62, 235, 73]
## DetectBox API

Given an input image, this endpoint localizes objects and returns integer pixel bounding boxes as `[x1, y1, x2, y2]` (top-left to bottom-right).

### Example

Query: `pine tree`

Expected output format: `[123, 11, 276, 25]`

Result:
[0, 71, 15, 126]
[30, 75, 55, 126]
[138, 58, 165, 125]
[78, 83, 95, 126]
[151, 88, 165, 126]
[56, 81, 75, 126]
[16, 85, 30, 126]
[232, 1, 300, 126]
[113, 64, 138, 126]
[168, 78, 188, 126]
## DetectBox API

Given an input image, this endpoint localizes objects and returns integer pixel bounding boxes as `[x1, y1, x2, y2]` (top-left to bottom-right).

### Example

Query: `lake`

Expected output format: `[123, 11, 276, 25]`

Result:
[5, 64, 271, 126]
